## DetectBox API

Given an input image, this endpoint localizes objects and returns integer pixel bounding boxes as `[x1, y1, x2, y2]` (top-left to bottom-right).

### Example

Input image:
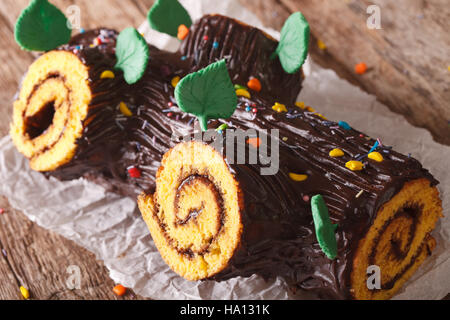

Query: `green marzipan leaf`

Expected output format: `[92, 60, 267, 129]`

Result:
[15, 0, 72, 52]
[114, 28, 150, 85]
[175, 60, 237, 132]
[311, 194, 338, 260]
[147, 0, 192, 38]
[274, 12, 310, 74]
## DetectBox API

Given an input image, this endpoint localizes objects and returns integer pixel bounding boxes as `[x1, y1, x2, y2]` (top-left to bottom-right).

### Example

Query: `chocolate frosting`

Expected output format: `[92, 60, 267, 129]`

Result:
[35, 15, 438, 299]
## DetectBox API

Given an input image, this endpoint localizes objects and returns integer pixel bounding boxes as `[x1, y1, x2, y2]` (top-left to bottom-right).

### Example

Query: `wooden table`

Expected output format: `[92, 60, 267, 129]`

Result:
[0, 0, 448, 300]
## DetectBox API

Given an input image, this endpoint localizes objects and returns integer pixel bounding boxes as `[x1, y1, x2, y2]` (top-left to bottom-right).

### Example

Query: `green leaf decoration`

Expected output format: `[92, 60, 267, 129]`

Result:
[272, 12, 310, 74]
[311, 194, 338, 260]
[14, 0, 72, 51]
[147, 0, 192, 37]
[175, 60, 237, 132]
[114, 28, 150, 85]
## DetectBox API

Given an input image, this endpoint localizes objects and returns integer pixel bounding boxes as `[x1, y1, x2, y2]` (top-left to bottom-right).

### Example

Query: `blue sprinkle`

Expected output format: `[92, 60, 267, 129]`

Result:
[80, 28, 85, 34]
[217, 130, 223, 135]
[76, 45, 81, 50]
[338, 121, 352, 130]
[245, 106, 251, 112]
[212, 41, 219, 49]
[181, 56, 187, 61]
[368, 140, 379, 154]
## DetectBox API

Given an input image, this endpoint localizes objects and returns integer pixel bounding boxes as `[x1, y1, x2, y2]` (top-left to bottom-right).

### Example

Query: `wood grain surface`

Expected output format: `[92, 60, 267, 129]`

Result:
[0, 0, 448, 300]
[242, 0, 450, 145]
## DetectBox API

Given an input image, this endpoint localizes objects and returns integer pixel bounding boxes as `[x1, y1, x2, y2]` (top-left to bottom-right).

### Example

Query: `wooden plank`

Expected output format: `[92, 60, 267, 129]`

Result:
[0, 0, 156, 300]
[239, 0, 450, 145]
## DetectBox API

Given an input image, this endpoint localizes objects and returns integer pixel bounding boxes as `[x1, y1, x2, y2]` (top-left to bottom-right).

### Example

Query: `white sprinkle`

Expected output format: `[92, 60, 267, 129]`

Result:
[356, 190, 364, 198]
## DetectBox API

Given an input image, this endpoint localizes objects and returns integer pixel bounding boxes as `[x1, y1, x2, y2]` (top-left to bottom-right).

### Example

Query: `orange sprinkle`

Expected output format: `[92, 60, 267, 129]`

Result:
[247, 78, 261, 92]
[177, 24, 189, 40]
[247, 137, 261, 148]
[355, 62, 368, 75]
[113, 284, 127, 296]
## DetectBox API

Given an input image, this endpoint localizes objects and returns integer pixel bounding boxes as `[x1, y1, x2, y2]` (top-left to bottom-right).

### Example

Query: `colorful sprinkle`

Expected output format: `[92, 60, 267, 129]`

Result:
[252, 108, 258, 114]
[80, 28, 85, 34]
[247, 137, 261, 148]
[355, 62, 368, 75]
[113, 284, 127, 296]
[234, 84, 247, 91]
[236, 89, 251, 99]
[245, 106, 251, 112]
[295, 101, 306, 109]
[167, 112, 173, 118]
[346, 160, 364, 171]
[177, 24, 189, 40]
[247, 78, 262, 92]
[20, 286, 30, 300]
[119, 102, 132, 117]
[289, 173, 308, 182]
[317, 39, 327, 50]
[181, 55, 187, 61]
[329, 148, 344, 157]
[282, 137, 288, 142]
[272, 102, 287, 113]
[368, 151, 384, 162]
[338, 121, 352, 130]
[0, 208, 4, 215]
[171, 76, 181, 88]
[212, 41, 219, 49]
[303, 195, 310, 202]
[355, 190, 364, 198]
[203, 35, 209, 41]
[128, 167, 141, 178]
[368, 140, 379, 153]
[100, 70, 115, 79]
[305, 106, 316, 112]
[216, 123, 228, 132]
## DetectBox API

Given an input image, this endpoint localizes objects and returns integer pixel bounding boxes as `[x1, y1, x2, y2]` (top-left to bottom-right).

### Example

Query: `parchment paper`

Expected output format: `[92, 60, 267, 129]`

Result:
[0, 0, 448, 300]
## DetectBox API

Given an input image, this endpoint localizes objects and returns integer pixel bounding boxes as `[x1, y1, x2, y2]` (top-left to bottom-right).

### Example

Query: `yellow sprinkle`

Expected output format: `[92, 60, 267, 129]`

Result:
[306, 106, 316, 112]
[272, 102, 287, 113]
[100, 70, 115, 79]
[315, 113, 327, 120]
[89, 44, 95, 48]
[346, 160, 364, 171]
[20, 286, 29, 299]
[368, 151, 384, 162]
[317, 39, 327, 50]
[282, 137, 288, 142]
[329, 148, 344, 157]
[119, 102, 132, 117]
[171, 76, 181, 88]
[295, 101, 306, 109]
[289, 173, 308, 182]
[236, 89, 251, 99]
[448, 66, 450, 72]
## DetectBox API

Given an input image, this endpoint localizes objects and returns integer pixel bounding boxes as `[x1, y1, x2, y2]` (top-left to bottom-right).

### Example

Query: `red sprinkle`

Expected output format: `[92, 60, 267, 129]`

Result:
[303, 195, 310, 202]
[167, 112, 173, 117]
[0, 208, 4, 215]
[168, 102, 174, 107]
[252, 108, 258, 113]
[203, 35, 209, 41]
[359, 134, 364, 138]
[128, 167, 141, 178]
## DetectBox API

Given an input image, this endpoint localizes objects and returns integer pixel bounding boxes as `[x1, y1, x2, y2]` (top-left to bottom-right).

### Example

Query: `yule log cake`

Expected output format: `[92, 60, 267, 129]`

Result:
[10, 0, 443, 299]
